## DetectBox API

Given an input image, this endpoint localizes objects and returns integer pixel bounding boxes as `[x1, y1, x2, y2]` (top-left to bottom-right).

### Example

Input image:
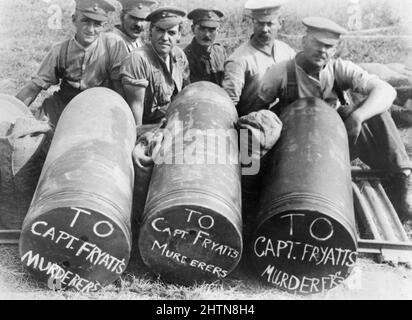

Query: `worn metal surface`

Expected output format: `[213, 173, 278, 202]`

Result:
[19, 88, 136, 292]
[138, 81, 242, 285]
[251, 98, 358, 295]
[0, 94, 50, 230]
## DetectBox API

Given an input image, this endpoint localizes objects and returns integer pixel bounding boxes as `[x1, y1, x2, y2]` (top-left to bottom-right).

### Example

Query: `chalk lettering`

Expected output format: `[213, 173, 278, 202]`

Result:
[301, 243, 313, 261]
[192, 230, 210, 245]
[347, 251, 357, 268]
[93, 220, 114, 238]
[75, 241, 95, 257]
[151, 218, 189, 239]
[186, 209, 202, 223]
[31, 221, 48, 236]
[42, 226, 56, 240]
[21, 250, 41, 269]
[185, 209, 215, 230]
[280, 213, 305, 236]
[255, 236, 357, 267]
[309, 217, 334, 241]
[151, 240, 228, 278]
[151, 239, 168, 255]
[260, 264, 347, 294]
[69, 207, 91, 228]
[22, 250, 103, 293]
[198, 215, 214, 230]
[254, 236, 267, 258]
[82, 243, 126, 274]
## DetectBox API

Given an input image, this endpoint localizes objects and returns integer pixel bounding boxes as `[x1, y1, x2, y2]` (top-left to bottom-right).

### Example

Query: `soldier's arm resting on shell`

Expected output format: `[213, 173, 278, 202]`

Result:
[335, 59, 397, 143]
[16, 43, 61, 106]
[345, 78, 396, 143]
[123, 84, 145, 126]
[15, 81, 42, 107]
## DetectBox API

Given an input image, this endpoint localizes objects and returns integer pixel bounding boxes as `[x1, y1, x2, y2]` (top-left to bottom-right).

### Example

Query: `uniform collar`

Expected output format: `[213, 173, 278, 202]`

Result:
[250, 35, 274, 56]
[114, 25, 142, 44]
[295, 51, 329, 78]
[148, 42, 180, 75]
[72, 34, 99, 51]
[189, 37, 212, 57]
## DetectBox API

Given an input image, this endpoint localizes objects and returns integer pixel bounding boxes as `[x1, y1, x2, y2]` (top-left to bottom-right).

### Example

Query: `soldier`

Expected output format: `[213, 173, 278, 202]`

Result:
[15, 0, 128, 127]
[258, 17, 412, 221]
[114, 0, 157, 52]
[222, 0, 295, 117]
[120, 6, 190, 126]
[184, 8, 226, 85]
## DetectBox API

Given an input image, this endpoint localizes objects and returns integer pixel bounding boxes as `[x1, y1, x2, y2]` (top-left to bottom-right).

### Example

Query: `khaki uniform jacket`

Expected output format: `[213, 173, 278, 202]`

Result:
[222, 37, 295, 116]
[184, 38, 227, 86]
[120, 43, 190, 124]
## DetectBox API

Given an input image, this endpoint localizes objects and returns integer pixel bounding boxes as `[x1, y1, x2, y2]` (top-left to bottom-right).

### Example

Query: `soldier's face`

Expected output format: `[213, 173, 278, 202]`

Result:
[253, 17, 281, 45]
[150, 24, 181, 56]
[122, 13, 145, 39]
[72, 12, 104, 47]
[303, 34, 337, 68]
[192, 24, 218, 47]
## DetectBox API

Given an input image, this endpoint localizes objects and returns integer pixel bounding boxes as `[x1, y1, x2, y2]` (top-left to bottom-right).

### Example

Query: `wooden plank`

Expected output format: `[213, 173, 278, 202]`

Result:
[0, 230, 20, 245]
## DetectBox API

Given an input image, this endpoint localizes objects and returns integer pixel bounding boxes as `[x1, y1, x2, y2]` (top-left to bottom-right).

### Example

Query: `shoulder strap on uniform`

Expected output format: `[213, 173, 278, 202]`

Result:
[280, 59, 299, 107]
[55, 39, 70, 80]
[332, 60, 347, 106]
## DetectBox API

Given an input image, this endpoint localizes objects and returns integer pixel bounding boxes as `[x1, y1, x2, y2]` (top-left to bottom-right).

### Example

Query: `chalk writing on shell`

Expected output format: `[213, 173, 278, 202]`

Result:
[147, 207, 240, 279]
[69, 207, 114, 238]
[22, 207, 126, 292]
[21, 250, 103, 293]
[260, 265, 346, 294]
[252, 212, 357, 294]
[151, 240, 228, 278]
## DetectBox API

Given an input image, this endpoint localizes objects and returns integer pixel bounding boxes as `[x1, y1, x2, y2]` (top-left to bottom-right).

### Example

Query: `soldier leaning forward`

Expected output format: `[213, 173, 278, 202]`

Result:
[120, 6, 190, 126]
[16, 0, 128, 127]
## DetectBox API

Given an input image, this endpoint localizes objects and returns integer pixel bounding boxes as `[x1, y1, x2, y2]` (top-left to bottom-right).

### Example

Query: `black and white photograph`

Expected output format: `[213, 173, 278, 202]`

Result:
[0, 0, 411, 302]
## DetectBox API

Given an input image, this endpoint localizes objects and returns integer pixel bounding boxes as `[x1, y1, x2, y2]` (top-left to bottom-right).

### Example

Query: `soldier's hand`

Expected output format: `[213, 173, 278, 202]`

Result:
[344, 112, 363, 146]
[133, 129, 164, 168]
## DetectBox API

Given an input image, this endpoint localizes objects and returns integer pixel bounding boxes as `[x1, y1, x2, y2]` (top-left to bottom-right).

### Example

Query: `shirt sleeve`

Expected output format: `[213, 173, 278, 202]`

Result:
[31, 43, 61, 90]
[334, 58, 380, 95]
[107, 35, 129, 81]
[120, 52, 149, 88]
[258, 62, 287, 104]
[222, 58, 246, 105]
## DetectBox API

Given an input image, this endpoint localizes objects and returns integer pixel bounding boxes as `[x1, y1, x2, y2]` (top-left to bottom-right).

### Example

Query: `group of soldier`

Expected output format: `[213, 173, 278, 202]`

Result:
[14, 0, 412, 223]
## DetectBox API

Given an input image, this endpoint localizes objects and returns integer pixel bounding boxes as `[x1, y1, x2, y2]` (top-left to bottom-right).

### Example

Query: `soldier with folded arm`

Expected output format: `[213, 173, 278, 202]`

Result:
[258, 17, 412, 222]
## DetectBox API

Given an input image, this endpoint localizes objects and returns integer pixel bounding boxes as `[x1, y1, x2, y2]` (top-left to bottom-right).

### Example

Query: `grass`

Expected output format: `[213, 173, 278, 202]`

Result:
[1, 243, 411, 300]
[0, 0, 412, 300]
